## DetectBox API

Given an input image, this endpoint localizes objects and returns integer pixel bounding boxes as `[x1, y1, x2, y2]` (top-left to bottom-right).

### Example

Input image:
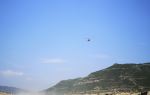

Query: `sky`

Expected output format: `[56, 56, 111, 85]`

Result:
[0, 0, 150, 91]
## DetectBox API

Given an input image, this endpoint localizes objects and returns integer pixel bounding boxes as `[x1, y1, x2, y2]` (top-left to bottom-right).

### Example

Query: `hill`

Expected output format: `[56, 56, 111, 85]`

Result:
[0, 86, 27, 94]
[44, 63, 150, 95]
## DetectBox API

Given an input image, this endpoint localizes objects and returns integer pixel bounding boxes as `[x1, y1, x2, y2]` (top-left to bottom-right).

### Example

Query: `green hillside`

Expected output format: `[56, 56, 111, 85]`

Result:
[44, 63, 150, 95]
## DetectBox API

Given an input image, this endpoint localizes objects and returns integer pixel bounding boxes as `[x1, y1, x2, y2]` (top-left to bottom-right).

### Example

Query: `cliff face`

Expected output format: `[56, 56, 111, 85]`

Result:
[45, 63, 150, 95]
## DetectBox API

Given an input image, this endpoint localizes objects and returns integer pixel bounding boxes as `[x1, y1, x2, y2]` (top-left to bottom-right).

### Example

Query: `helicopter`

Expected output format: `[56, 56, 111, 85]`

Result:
[87, 38, 91, 42]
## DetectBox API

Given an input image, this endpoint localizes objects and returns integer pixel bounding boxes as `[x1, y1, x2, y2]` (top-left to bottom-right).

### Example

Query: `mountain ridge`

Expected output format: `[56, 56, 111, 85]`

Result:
[44, 63, 150, 95]
[0, 85, 28, 94]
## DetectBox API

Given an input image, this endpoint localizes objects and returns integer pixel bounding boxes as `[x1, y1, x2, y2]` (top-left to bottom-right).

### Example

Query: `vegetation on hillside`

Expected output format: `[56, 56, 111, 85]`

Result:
[45, 63, 150, 95]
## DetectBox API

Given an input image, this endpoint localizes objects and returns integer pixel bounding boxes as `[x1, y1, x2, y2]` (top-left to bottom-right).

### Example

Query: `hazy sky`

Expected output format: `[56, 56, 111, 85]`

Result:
[0, 0, 150, 91]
